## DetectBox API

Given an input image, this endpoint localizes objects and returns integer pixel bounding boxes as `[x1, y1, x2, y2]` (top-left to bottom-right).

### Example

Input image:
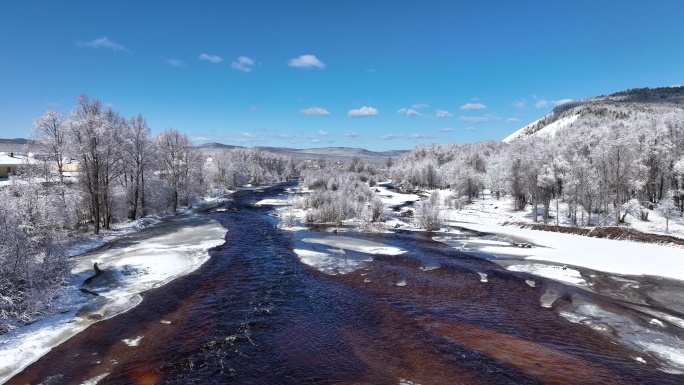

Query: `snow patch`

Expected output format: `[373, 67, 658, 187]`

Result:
[122, 335, 143, 347]
[81, 372, 110, 384]
[508, 263, 587, 286]
[302, 236, 406, 255]
[293, 249, 370, 275]
[255, 198, 290, 206]
[453, 222, 684, 282]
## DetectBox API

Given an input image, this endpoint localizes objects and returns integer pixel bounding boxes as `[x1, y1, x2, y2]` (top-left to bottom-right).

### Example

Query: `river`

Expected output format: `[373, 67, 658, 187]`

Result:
[6, 182, 684, 384]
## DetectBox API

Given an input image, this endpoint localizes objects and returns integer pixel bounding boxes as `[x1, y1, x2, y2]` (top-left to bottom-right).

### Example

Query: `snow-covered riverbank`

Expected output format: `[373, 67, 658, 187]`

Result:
[0, 210, 227, 384]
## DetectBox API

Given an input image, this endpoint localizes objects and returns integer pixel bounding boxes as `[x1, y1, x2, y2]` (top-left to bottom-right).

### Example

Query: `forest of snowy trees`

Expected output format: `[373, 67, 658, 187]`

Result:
[391, 101, 684, 228]
[0, 96, 295, 332]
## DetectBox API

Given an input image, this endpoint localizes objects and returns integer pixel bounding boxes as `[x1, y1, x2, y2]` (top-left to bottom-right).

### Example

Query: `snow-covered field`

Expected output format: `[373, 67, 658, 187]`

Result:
[0, 215, 227, 384]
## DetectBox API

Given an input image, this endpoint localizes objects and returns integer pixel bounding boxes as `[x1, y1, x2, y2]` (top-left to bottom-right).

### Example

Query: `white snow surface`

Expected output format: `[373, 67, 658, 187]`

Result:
[0, 218, 227, 384]
[507, 263, 586, 286]
[375, 184, 421, 206]
[502, 114, 579, 143]
[453, 221, 684, 281]
[255, 198, 291, 206]
[293, 249, 371, 275]
[302, 236, 406, 255]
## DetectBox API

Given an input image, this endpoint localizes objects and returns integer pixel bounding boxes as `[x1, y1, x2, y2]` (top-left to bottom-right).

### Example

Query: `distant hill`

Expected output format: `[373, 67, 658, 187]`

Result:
[198, 143, 406, 164]
[0, 138, 405, 165]
[0, 138, 30, 153]
[503, 86, 684, 143]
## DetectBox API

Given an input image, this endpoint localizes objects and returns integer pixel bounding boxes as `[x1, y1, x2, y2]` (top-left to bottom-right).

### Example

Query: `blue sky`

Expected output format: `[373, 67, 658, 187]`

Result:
[1, 1, 683, 151]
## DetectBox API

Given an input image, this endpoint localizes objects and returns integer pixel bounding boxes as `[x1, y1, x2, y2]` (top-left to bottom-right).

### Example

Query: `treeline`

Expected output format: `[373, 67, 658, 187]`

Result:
[0, 95, 294, 333]
[391, 108, 684, 226]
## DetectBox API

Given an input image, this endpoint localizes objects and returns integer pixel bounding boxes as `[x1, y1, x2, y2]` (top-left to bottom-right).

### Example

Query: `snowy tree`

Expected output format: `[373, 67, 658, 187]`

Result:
[120, 114, 154, 219]
[659, 192, 678, 232]
[67, 96, 125, 234]
[416, 191, 440, 231]
[156, 128, 202, 212]
[593, 123, 647, 225]
[32, 110, 68, 183]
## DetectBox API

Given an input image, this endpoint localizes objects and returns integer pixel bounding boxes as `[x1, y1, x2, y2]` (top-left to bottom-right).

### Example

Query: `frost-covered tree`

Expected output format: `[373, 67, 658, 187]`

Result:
[593, 123, 647, 224]
[67, 96, 125, 233]
[659, 191, 678, 232]
[156, 128, 202, 212]
[416, 191, 441, 231]
[32, 110, 68, 183]
[120, 114, 154, 220]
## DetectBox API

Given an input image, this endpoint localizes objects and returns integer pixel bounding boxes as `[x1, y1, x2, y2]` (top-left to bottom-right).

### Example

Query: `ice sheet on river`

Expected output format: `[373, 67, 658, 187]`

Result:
[560, 300, 684, 373]
[302, 236, 406, 255]
[0, 219, 227, 384]
[293, 249, 372, 275]
[295, 236, 406, 275]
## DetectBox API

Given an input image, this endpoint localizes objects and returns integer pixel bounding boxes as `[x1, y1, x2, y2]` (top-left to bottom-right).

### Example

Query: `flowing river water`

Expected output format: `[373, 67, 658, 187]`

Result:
[6, 182, 684, 384]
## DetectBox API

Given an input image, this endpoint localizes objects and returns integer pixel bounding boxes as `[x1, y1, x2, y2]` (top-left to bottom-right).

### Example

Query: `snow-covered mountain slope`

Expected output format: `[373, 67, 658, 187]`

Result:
[504, 86, 684, 143]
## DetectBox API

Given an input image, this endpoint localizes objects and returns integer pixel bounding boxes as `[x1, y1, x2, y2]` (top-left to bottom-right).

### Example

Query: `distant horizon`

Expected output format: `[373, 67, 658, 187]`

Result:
[2, 1, 683, 151]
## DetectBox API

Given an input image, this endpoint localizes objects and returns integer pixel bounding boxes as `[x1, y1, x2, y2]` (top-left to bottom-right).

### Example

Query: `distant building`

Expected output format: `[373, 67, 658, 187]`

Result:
[0, 152, 25, 178]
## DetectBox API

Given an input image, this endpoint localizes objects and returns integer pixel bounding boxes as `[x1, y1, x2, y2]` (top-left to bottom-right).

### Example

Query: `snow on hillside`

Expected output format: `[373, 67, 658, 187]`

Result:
[504, 86, 684, 143]
[502, 116, 544, 143]
[503, 115, 578, 143]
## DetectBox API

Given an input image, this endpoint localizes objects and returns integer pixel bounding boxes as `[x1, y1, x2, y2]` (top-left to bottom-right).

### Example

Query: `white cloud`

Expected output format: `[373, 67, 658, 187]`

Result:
[231, 56, 256, 72]
[237, 132, 255, 143]
[300, 107, 330, 116]
[398, 107, 421, 117]
[506, 117, 521, 122]
[440, 127, 454, 132]
[46, 101, 60, 107]
[436, 109, 453, 118]
[535, 99, 549, 109]
[318, 130, 329, 135]
[278, 134, 295, 140]
[553, 99, 573, 106]
[311, 138, 321, 143]
[288, 54, 325, 69]
[348, 106, 378, 117]
[533, 95, 550, 109]
[76, 37, 127, 52]
[459, 103, 487, 110]
[199, 53, 223, 63]
[512, 99, 527, 109]
[459, 115, 489, 123]
[466, 127, 477, 131]
[411, 103, 429, 110]
[344, 131, 358, 137]
[165, 59, 185, 67]
[249, 106, 259, 112]
[381, 133, 435, 140]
